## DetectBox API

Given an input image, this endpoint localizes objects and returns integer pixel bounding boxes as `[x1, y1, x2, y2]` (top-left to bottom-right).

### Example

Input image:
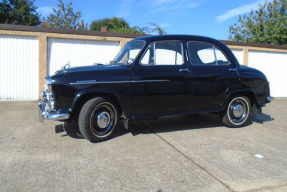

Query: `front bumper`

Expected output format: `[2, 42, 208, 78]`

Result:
[38, 102, 69, 121]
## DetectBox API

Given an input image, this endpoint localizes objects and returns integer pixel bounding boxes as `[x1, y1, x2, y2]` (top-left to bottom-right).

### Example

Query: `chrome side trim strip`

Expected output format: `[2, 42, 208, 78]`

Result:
[133, 79, 169, 83]
[70, 80, 129, 85]
[70, 79, 169, 85]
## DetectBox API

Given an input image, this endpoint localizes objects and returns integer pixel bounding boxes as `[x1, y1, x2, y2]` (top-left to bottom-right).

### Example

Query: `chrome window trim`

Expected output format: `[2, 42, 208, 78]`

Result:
[213, 45, 218, 65]
[113, 40, 146, 65]
[187, 41, 231, 67]
[139, 40, 185, 66]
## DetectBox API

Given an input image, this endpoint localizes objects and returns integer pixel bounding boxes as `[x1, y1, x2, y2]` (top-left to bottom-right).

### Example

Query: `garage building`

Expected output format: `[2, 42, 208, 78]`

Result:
[0, 24, 286, 100]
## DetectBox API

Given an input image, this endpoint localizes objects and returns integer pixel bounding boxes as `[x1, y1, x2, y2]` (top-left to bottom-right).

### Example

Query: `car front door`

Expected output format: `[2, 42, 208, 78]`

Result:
[131, 40, 192, 117]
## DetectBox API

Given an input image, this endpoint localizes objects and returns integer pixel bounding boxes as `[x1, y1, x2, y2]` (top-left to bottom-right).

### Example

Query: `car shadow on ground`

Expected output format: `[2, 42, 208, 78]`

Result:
[55, 112, 274, 141]
[252, 113, 274, 124]
[123, 112, 274, 137]
[55, 124, 84, 139]
[54, 121, 129, 140]
[130, 114, 223, 136]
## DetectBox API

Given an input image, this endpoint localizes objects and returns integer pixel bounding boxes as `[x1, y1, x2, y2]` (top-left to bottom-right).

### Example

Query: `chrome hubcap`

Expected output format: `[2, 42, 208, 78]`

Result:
[90, 102, 116, 137]
[228, 97, 249, 124]
[97, 111, 111, 129]
[232, 104, 244, 118]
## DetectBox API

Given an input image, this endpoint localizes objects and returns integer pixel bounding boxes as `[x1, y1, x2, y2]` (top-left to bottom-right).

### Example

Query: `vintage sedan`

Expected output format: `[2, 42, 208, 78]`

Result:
[39, 35, 272, 142]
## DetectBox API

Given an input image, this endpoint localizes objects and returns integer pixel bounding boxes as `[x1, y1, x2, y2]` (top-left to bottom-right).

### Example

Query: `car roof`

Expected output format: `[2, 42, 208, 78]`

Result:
[132, 34, 219, 44]
[132, 34, 240, 68]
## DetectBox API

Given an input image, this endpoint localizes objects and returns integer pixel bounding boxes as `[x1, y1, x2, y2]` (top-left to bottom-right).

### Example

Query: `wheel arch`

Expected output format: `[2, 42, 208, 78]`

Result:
[70, 89, 123, 119]
[223, 88, 259, 110]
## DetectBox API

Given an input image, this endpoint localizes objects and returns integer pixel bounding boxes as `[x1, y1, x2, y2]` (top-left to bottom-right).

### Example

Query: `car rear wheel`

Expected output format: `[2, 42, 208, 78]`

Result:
[79, 97, 118, 142]
[222, 96, 251, 127]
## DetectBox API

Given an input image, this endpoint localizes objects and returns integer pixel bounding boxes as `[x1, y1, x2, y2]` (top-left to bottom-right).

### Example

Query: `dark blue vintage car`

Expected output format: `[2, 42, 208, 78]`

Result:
[39, 35, 272, 142]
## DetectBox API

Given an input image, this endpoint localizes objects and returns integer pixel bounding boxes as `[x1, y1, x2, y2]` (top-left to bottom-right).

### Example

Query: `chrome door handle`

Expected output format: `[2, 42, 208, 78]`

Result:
[229, 68, 237, 72]
[179, 69, 189, 72]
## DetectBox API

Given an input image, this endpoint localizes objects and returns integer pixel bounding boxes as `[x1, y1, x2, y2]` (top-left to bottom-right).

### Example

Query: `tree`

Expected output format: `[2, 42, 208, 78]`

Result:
[90, 17, 142, 34]
[142, 23, 167, 35]
[0, 0, 40, 26]
[90, 17, 166, 35]
[47, 0, 87, 30]
[229, 0, 287, 45]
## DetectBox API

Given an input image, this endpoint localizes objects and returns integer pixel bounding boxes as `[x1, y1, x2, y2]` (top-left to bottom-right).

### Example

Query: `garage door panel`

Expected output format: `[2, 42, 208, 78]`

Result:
[231, 49, 244, 65]
[249, 51, 287, 97]
[48, 38, 120, 75]
[0, 35, 39, 101]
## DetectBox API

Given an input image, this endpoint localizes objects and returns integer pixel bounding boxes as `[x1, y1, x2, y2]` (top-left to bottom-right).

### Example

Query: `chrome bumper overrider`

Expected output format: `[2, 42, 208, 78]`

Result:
[39, 77, 70, 121]
[38, 102, 69, 121]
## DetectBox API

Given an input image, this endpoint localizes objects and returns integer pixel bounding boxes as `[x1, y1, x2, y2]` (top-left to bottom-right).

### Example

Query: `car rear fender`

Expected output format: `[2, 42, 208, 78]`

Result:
[222, 88, 259, 110]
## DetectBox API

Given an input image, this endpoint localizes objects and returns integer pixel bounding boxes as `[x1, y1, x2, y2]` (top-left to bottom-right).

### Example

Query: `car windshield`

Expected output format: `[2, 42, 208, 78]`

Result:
[112, 40, 145, 65]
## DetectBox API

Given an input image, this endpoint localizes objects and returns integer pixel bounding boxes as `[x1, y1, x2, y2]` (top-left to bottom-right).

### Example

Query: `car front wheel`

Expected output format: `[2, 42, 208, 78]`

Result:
[222, 96, 251, 127]
[79, 97, 118, 142]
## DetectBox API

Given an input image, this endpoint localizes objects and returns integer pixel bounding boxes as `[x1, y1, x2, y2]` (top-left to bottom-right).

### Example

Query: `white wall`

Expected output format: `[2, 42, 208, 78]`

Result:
[248, 51, 287, 97]
[47, 38, 120, 75]
[0, 35, 39, 101]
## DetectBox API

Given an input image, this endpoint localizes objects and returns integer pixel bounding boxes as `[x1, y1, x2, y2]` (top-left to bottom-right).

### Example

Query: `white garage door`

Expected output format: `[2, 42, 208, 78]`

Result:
[231, 49, 244, 65]
[0, 35, 39, 101]
[249, 51, 287, 97]
[48, 38, 120, 75]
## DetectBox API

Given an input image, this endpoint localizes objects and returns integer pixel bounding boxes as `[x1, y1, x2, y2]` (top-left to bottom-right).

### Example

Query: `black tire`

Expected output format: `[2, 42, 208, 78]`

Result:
[222, 96, 251, 127]
[78, 97, 118, 142]
[64, 119, 82, 138]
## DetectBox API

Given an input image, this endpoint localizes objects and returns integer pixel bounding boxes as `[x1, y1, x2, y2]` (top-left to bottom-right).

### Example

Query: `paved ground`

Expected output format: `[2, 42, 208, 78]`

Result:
[0, 100, 286, 192]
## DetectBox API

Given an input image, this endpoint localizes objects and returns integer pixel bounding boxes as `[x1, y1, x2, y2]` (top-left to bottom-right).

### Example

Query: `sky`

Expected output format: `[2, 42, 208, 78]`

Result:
[35, 0, 273, 40]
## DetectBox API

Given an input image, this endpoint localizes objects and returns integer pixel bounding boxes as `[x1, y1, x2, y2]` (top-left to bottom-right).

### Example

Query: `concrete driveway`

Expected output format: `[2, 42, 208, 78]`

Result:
[0, 100, 286, 192]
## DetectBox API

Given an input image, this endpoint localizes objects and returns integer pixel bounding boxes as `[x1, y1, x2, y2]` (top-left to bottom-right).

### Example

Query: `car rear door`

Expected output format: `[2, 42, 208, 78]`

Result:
[187, 41, 239, 111]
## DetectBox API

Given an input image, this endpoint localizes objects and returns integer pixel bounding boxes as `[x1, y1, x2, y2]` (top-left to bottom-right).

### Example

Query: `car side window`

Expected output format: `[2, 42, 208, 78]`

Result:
[187, 41, 230, 66]
[141, 40, 184, 66]
[118, 49, 141, 64]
